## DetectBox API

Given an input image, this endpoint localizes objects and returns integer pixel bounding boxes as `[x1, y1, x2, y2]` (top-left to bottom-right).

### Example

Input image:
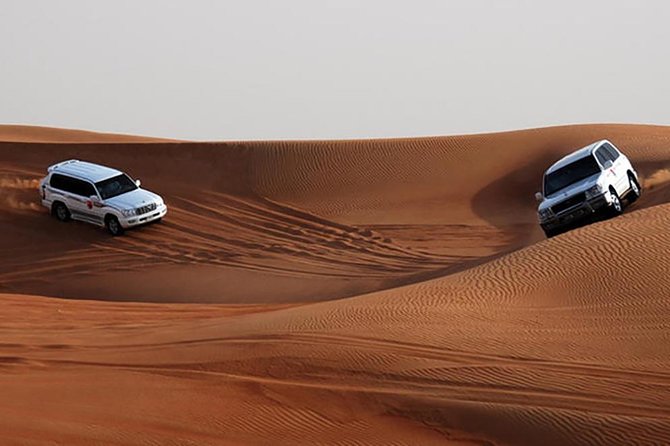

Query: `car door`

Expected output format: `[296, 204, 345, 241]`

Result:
[48, 174, 84, 214]
[602, 143, 628, 194]
[46, 173, 69, 206]
[594, 147, 618, 190]
[64, 177, 103, 224]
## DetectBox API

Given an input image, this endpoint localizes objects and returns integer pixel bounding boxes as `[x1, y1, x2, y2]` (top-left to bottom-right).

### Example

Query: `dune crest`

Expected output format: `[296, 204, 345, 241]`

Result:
[0, 124, 180, 143]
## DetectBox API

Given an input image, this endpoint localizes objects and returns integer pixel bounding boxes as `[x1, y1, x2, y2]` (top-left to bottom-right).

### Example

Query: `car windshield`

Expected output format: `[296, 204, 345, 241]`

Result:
[96, 174, 138, 199]
[544, 155, 600, 196]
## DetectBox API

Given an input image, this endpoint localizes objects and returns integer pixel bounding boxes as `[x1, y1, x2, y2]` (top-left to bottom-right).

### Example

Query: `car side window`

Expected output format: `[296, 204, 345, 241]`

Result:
[50, 174, 95, 197]
[594, 149, 609, 167]
[70, 178, 95, 197]
[602, 143, 620, 161]
[50, 173, 66, 190]
[79, 181, 96, 198]
[50, 174, 78, 194]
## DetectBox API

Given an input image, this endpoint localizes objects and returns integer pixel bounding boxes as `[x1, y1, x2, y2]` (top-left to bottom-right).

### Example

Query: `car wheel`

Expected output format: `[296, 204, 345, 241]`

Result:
[542, 227, 558, 238]
[106, 216, 124, 236]
[609, 189, 623, 217]
[627, 174, 641, 203]
[53, 202, 71, 222]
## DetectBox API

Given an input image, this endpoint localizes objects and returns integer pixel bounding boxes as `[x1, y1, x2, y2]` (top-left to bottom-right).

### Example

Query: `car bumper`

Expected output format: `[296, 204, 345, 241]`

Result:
[120, 204, 167, 228]
[540, 193, 610, 231]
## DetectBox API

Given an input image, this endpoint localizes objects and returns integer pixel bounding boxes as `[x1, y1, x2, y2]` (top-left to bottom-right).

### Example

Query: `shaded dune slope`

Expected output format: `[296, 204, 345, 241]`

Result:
[2, 124, 670, 444]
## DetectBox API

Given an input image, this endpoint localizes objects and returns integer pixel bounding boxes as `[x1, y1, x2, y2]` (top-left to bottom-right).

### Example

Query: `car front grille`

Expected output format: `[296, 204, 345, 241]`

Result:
[551, 192, 586, 215]
[136, 202, 158, 215]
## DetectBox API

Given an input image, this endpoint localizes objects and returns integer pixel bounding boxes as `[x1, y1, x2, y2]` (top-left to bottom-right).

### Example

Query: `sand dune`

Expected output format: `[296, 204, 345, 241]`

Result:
[2, 124, 670, 445]
[0, 124, 179, 143]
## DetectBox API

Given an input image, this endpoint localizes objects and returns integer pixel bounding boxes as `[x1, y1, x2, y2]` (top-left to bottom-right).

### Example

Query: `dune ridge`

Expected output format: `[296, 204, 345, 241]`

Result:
[1, 124, 670, 444]
[0, 124, 180, 143]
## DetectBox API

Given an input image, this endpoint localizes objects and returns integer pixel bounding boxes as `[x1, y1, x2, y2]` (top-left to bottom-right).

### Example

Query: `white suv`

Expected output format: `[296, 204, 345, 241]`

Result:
[535, 140, 640, 238]
[39, 160, 167, 235]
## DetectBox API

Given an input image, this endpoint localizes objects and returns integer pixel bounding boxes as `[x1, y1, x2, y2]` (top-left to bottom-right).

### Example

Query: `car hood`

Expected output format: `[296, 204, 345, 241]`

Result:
[104, 188, 162, 210]
[538, 173, 601, 211]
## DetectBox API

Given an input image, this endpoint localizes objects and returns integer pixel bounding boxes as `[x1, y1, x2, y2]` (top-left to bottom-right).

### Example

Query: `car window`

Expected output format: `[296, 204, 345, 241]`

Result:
[95, 174, 138, 199]
[601, 143, 620, 161]
[74, 179, 96, 197]
[544, 155, 601, 196]
[50, 174, 79, 194]
[68, 178, 84, 196]
[50, 173, 68, 191]
[50, 174, 96, 197]
[595, 148, 609, 166]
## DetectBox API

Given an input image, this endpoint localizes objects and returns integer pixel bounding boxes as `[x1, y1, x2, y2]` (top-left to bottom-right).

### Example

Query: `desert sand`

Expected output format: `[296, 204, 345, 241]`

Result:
[0, 125, 179, 143]
[1, 123, 670, 445]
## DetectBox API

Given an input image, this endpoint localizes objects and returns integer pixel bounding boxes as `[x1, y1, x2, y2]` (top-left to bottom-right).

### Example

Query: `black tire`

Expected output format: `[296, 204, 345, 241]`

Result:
[105, 215, 125, 236]
[627, 174, 641, 203]
[52, 202, 71, 222]
[542, 227, 559, 238]
[608, 189, 623, 217]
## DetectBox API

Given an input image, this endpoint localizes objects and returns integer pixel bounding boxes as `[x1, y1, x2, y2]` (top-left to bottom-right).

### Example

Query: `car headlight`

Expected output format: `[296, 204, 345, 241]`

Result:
[538, 208, 553, 220]
[121, 209, 135, 217]
[584, 184, 603, 199]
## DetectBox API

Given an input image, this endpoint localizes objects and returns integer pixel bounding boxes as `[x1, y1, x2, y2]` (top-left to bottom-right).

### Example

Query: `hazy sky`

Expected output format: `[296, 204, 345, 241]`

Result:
[2, 1, 669, 140]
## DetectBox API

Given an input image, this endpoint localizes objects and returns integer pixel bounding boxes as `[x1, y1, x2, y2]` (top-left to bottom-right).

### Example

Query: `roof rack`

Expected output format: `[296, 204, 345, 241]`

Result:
[47, 159, 79, 173]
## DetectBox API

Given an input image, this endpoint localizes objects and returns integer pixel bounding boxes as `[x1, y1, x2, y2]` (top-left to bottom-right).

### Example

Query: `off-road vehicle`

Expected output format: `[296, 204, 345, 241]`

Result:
[535, 140, 640, 238]
[39, 160, 167, 235]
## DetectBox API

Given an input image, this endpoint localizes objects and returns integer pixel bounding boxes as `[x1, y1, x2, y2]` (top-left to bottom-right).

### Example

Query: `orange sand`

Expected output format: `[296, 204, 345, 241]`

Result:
[1, 123, 670, 445]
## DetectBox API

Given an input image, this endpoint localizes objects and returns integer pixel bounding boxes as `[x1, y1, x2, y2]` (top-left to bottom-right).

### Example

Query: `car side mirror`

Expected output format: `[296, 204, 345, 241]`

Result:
[89, 195, 102, 207]
[135, 179, 141, 187]
[535, 192, 543, 202]
[604, 160, 613, 169]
